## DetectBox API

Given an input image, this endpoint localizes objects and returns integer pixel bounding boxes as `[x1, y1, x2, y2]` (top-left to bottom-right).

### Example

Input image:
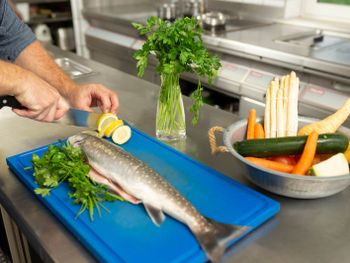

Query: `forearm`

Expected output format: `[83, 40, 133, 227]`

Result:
[0, 60, 28, 96]
[14, 40, 77, 98]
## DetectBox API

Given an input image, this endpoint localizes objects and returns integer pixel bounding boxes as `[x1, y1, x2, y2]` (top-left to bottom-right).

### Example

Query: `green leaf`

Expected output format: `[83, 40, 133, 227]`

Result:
[131, 22, 143, 30]
[34, 188, 51, 197]
[132, 16, 222, 125]
[31, 141, 124, 221]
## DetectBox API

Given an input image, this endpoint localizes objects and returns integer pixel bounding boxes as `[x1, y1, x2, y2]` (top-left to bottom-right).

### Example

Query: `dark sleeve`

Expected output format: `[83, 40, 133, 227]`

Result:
[0, 0, 36, 62]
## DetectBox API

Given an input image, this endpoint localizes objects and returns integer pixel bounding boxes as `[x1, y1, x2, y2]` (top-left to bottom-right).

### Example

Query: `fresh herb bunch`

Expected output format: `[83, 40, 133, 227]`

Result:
[132, 16, 221, 125]
[32, 143, 123, 221]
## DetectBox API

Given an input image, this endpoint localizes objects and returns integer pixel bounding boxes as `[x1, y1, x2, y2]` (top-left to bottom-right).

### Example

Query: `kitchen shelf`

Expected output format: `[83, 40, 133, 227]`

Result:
[27, 16, 72, 24]
[14, 0, 69, 3]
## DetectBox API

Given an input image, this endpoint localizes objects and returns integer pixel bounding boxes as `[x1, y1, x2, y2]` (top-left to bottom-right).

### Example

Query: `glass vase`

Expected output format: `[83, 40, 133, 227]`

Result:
[156, 72, 186, 141]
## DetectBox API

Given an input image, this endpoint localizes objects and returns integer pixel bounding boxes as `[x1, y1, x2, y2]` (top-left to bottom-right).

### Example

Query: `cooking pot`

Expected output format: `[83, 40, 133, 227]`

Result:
[157, 3, 177, 21]
[183, 0, 203, 18]
[201, 11, 227, 31]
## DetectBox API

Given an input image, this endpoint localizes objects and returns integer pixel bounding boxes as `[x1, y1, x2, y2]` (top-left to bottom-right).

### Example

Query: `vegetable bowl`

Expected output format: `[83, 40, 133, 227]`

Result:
[209, 116, 350, 199]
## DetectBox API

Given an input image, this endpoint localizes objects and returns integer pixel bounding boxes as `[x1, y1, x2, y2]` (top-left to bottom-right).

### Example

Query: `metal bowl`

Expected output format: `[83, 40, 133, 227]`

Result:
[223, 116, 350, 199]
[201, 11, 227, 30]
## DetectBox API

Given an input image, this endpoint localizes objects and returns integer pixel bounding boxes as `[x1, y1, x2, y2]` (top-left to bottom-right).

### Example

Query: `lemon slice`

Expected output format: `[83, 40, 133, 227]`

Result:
[112, 125, 132, 145]
[97, 113, 118, 136]
[104, 119, 124, 137]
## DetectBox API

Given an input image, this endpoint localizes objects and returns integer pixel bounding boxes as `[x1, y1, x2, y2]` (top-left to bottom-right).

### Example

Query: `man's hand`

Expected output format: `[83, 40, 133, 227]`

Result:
[66, 84, 119, 113]
[12, 71, 69, 122]
[15, 41, 119, 114]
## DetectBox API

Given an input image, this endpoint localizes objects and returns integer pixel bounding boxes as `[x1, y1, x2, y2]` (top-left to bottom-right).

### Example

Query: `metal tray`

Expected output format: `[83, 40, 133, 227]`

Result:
[55, 58, 94, 79]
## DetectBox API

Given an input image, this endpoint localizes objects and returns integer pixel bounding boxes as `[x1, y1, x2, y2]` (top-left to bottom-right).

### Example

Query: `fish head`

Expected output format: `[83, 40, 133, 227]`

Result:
[67, 131, 98, 147]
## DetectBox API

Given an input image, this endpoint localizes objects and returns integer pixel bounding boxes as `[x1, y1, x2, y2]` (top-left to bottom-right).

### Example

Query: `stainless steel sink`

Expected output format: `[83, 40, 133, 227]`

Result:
[274, 29, 350, 66]
[55, 58, 95, 79]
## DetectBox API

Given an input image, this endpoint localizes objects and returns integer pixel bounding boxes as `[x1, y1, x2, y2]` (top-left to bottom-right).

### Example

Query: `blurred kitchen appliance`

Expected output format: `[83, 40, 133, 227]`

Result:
[183, 0, 202, 17]
[15, 3, 30, 22]
[157, 3, 177, 21]
[82, 3, 350, 127]
[183, 0, 209, 17]
[57, 27, 75, 51]
[201, 11, 227, 32]
[34, 24, 52, 44]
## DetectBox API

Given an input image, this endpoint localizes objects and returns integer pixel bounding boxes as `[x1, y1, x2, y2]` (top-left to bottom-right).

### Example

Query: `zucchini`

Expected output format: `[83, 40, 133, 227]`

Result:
[233, 133, 349, 157]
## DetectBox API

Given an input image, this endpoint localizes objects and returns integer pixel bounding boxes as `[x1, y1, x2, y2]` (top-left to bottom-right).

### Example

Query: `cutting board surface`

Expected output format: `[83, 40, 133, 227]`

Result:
[7, 127, 279, 263]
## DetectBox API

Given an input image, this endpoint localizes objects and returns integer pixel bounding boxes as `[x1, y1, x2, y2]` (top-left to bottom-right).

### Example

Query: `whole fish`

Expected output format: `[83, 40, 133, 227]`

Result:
[68, 132, 249, 262]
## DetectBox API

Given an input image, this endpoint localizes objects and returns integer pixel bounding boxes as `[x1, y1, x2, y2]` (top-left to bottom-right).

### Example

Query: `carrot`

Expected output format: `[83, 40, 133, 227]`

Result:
[245, 157, 294, 173]
[343, 141, 350, 163]
[292, 131, 319, 175]
[254, 123, 265, 139]
[298, 97, 350, 135]
[247, 109, 256, 139]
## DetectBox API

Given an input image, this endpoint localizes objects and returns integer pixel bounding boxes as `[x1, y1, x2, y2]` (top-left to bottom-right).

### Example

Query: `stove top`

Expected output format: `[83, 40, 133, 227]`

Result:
[202, 18, 269, 36]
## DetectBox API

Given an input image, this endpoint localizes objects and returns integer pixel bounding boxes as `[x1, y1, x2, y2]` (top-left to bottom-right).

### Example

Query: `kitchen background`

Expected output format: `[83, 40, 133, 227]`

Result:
[10, 0, 350, 125]
[1, 1, 349, 261]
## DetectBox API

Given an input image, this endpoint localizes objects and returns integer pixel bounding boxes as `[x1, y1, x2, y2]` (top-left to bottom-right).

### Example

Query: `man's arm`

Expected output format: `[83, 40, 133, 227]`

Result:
[15, 41, 119, 113]
[15, 41, 76, 98]
[0, 60, 68, 121]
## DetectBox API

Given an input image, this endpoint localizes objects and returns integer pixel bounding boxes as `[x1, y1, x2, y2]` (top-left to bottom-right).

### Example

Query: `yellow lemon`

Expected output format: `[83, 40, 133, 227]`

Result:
[104, 119, 124, 137]
[97, 113, 119, 135]
[112, 125, 132, 145]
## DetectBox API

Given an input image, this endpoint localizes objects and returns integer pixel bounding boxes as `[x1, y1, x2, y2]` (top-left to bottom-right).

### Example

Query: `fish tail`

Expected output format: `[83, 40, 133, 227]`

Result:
[192, 218, 250, 263]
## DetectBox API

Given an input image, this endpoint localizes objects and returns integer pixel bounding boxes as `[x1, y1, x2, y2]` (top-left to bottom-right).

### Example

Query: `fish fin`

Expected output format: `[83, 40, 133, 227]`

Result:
[105, 179, 141, 204]
[88, 169, 140, 204]
[191, 218, 250, 263]
[144, 204, 165, 226]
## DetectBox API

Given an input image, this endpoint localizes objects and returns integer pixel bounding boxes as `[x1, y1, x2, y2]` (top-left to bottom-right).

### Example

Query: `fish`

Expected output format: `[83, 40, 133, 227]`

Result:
[68, 132, 249, 262]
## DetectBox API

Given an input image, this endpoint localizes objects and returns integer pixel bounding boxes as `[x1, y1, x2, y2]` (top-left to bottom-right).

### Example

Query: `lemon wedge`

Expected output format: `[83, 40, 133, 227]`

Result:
[97, 113, 119, 136]
[112, 125, 132, 145]
[104, 119, 124, 137]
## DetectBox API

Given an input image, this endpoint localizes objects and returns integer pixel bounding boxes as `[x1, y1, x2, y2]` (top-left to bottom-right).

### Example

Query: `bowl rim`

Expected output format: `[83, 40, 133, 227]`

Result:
[224, 116, 350, 181]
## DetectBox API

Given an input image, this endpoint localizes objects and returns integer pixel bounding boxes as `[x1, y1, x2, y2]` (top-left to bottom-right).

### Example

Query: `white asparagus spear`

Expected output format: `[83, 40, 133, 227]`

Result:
[276, 77, 285, 137]
[286, 71, 299, 136]
[264, 83, 271, 138]
[283, 75, 289, 137]
[270, 79, 279, 138]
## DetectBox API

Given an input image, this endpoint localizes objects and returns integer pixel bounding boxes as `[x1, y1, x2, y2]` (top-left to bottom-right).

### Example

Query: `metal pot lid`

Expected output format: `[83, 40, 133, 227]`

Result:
[201, 11, 227, 27]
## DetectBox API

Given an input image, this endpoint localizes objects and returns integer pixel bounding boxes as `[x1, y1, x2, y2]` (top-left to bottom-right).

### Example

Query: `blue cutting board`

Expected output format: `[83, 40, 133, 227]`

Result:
[7, 126, 279, 263]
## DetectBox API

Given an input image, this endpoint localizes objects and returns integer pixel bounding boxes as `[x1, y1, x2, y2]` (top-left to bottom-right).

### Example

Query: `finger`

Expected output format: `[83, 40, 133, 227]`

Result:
[109, 91, 119, 113]
[96, 92, 112, 113]
[34, 107, 53, 122]
[41, 104, 58, 122]
[12, 108, 32, 118]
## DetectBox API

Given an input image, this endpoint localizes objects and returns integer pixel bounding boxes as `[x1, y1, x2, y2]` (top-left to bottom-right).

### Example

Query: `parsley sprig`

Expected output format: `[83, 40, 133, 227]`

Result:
[32, 143, 123, 221]
[133, 16, 221, 125]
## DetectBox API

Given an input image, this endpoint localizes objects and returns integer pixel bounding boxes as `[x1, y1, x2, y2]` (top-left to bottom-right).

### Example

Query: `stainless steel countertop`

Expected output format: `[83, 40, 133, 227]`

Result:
[1, 46, 350, 263]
